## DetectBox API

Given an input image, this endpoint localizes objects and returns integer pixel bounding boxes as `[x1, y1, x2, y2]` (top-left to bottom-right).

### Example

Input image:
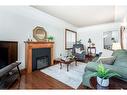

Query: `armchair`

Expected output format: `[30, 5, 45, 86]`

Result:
[72, 44, 86, 61]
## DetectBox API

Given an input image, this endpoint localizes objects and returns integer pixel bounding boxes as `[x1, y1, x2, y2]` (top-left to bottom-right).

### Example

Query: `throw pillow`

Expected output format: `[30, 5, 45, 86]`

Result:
[75, 48, 82, 54]
[97, 56, 116, 65]
[101, 50, 113, 57]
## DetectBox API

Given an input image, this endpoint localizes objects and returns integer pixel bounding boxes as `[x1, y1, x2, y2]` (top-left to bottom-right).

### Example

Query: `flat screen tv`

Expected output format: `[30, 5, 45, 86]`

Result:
[0, 41, 18, 69]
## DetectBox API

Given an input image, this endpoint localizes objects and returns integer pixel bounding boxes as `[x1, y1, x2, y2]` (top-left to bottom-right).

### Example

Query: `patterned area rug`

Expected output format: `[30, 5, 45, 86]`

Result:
[40, 62, 86, 89]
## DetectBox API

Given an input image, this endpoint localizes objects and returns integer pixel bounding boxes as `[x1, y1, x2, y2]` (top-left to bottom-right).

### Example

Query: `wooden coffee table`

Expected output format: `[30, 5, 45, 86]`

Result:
[89, 77, 127, 89]
[60, 59, 77, 72]
[54, 58, 77, 72]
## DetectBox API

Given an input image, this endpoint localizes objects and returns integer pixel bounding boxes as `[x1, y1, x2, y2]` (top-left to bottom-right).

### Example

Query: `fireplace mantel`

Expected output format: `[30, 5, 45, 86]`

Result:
[24, 41, 54, 73]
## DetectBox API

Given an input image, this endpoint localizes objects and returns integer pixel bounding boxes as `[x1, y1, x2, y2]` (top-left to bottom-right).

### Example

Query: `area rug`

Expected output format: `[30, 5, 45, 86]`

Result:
[40, 62, 86, 89]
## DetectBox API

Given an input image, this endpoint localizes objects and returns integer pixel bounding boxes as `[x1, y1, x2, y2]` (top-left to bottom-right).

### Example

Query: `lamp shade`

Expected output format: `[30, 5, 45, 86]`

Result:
[112, 43, 121, 50]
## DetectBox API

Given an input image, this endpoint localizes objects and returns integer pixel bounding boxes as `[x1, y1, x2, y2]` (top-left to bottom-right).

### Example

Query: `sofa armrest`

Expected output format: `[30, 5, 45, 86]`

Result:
[97, 56, 115, 65]
[0, 62, 21, 78]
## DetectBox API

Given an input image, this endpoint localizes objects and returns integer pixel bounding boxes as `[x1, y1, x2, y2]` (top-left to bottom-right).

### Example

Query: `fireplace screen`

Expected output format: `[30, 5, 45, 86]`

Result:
[36, 56, 49, 69]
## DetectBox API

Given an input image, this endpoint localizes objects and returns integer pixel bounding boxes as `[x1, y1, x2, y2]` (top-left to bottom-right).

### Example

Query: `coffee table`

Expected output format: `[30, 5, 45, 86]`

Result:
[55, 58, 77, 72]
[89, 77, 127, 89]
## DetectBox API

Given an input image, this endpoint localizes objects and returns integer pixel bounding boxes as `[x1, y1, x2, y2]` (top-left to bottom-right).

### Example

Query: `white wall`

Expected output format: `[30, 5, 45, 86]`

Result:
[77, 6, 127, 53]
[77, 22, 120, 54]
[0, 6, 77, 69]
[115, 6, 127, 22]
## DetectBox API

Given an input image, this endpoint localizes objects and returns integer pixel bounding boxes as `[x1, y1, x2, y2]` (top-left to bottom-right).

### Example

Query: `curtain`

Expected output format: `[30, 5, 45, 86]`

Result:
[123, 29, 127, 49]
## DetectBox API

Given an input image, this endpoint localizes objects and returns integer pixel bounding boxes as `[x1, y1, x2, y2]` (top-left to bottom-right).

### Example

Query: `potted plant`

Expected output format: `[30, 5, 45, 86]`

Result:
[77, 39, 82, 44]
[47, 36, 54, 41]
[68, 54, 75, 60]
[87, 63, 120, 87]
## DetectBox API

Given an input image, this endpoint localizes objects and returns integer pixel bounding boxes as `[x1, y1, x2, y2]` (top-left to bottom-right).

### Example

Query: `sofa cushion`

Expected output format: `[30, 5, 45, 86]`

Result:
[97, 56, 116, 65]
[85, 62, 99, 72]
[112, 49, 127, 68]
[114, 57, 127, 68]
[75, 48, 81, 54]
[112, 49, 127, 57]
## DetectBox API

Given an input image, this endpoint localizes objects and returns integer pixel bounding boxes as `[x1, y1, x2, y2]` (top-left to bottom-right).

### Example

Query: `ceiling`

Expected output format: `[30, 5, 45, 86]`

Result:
[33, 6, 115, 27]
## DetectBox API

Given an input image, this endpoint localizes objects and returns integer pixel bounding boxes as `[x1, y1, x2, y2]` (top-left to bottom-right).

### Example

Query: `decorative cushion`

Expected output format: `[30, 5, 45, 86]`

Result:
[101, 50, 113, 57]
[97, 56, 116, 65]
[75, 48, 83, 54]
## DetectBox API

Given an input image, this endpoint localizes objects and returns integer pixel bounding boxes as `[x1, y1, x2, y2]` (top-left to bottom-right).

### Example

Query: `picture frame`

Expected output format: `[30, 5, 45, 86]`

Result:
[65, 29, 77, 50]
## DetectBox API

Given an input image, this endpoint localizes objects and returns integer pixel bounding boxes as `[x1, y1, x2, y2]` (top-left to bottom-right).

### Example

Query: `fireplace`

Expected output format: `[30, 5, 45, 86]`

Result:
[32, 48, 51, 71]
[25, 41, 54, 73]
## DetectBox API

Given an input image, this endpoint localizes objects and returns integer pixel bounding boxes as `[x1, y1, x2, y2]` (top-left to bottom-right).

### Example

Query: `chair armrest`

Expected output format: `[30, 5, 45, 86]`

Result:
[82, 50, 86, 54]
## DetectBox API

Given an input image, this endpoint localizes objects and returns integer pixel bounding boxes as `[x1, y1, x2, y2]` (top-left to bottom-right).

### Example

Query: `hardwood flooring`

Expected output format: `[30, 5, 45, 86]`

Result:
[10, 70, 84, 89]
[10, 69, 127, 89]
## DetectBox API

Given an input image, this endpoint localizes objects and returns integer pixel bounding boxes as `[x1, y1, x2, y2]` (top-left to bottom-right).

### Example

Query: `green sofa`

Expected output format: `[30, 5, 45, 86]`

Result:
[82, 49, 127, 88]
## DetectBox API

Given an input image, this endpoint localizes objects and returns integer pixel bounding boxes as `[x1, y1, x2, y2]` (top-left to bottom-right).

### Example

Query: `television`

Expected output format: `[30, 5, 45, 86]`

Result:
[0, 41, 18, 69]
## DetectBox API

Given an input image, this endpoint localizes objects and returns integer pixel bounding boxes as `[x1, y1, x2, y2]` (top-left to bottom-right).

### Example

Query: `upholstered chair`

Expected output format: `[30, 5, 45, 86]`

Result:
[72, 44, 86, 61]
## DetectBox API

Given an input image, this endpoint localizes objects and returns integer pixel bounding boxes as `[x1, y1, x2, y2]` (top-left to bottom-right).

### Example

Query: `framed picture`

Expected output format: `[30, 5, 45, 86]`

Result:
[65, 29, 77, 50]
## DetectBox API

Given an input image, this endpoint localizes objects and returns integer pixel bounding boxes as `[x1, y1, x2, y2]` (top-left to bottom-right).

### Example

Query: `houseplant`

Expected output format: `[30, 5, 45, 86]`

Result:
[47, 36, 54, 41]
[86, 63, 120, 87]
[77, 39, 82, 44]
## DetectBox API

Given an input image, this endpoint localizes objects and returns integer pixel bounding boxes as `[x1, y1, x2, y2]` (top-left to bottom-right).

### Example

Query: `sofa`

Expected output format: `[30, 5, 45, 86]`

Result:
[0, 62, 21, 89]
[82, 49, 127, 88]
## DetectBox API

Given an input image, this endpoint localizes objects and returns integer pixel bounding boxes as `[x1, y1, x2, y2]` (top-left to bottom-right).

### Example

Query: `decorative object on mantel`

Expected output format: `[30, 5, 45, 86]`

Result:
[47, 35, 54, 42]
[27, 35, 33, 42]
[33, 26, 47, 41]
[28, 38, 33, 42]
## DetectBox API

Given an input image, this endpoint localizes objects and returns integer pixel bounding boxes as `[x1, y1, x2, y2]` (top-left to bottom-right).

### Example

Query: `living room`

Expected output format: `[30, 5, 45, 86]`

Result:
[0, 1, 127, 93]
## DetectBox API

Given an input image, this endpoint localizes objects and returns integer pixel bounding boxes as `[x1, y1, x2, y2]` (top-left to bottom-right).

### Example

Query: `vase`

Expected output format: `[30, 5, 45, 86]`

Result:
[97, 76, 109, 87]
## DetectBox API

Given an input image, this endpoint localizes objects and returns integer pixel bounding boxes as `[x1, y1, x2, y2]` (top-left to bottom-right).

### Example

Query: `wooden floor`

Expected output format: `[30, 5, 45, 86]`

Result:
[10, 69, 127, 89]
[10, 70, 85, 89]
[10, 58, 91, 89]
